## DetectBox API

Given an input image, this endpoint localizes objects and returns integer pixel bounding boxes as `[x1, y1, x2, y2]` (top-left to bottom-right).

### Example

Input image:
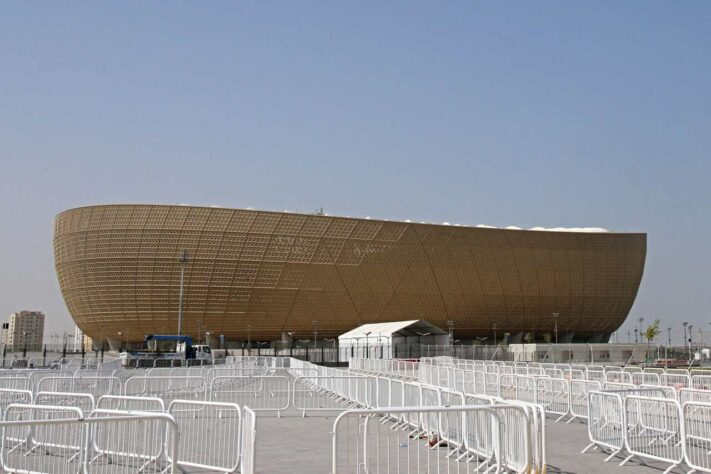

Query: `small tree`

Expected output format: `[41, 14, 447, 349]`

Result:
[645, 320, 661, 343]
[644, 319, 661, 364]
[523, 332, 534, 343]
[543, 332, 552, 343]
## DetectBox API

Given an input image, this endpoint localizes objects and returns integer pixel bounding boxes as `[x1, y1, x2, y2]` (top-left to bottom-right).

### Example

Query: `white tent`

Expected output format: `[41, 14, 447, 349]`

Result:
[338, 320, 449, 361]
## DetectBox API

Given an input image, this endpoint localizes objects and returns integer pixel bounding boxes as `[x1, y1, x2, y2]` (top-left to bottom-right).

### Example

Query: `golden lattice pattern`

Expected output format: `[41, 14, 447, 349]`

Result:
[53, 205, 646, 343]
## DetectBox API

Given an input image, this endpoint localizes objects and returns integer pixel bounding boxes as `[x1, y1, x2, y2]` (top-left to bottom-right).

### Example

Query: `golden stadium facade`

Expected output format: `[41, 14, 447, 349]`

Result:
[54, 204, 646, 344]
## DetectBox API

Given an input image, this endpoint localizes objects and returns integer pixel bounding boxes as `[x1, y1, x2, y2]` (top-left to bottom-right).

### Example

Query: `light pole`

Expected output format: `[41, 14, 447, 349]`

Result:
[177, 249, 189, 336]
[312, 320, 319, 350]
[634, 328, 638, 344]
[638, 317, 644, 343]
[247, 325, 252, 355]
[492, 324, 497, 346]
[552, 313, 559, 344]
[447, 320, 454, 348]
[353, 336, 360, 358]
[365, 331, 372, 359]
[689, 324, 694, 363]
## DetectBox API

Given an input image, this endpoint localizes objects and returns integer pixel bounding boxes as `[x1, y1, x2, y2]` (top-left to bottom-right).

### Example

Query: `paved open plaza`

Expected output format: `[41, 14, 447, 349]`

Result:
[0, 355, 707, 473]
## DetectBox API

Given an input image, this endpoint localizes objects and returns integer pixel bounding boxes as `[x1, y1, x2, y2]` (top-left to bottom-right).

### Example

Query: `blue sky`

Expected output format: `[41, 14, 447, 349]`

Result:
[1, 2, 709, 343]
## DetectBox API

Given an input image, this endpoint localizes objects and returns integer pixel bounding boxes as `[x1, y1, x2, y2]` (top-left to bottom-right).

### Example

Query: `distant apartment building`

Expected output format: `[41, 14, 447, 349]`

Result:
[6, 311, 45, 352]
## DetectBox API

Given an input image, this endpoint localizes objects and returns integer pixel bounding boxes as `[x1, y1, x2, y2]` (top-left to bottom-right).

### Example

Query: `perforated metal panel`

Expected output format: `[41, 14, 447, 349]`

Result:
[53, 205, 646, 343]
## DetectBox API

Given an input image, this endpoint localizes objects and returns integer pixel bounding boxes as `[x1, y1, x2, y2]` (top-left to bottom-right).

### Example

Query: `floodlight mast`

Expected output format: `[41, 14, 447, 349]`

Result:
[177, 250, 190, 336]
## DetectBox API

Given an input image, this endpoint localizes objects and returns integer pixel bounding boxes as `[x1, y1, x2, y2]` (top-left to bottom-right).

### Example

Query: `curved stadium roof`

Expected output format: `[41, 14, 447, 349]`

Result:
[54, 204, 646, 343]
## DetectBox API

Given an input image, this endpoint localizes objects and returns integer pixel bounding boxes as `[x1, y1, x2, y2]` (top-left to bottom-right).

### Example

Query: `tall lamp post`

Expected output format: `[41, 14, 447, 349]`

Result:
[689, 324, 694, 363]
[492, 324, 497, 346]
[683, 322, 689, 362]
[552, 313, 559, 344]
[312, 320, 319, 350]
[365, 331, 372, 359]
[177, 250, 189, 336]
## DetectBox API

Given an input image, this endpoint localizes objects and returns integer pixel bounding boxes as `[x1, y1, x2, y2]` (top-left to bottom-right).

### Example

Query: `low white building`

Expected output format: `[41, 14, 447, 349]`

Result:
[338, 320, 449, 362]
[508, 343, 654, 364]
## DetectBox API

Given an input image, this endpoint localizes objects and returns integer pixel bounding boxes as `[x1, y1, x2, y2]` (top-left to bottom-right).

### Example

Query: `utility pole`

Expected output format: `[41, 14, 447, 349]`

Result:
[552, 313, 559, 344]
[492, 324, 497, 346]
[689, 324, 694, 363]
[312, 320, 319, 349]
[177, 250, 189, 336]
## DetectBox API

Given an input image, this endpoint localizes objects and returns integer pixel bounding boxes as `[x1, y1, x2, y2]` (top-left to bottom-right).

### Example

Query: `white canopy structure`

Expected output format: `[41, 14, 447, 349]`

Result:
[338, 320, 449, 361]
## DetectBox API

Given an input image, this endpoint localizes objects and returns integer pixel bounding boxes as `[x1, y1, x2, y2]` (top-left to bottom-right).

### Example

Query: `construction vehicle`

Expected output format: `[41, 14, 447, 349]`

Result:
[120, 334, 226, 366]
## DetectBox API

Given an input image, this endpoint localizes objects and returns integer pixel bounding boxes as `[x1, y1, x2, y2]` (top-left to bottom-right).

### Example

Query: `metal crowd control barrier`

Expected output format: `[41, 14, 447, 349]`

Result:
[0, 404, 180, 474]
[36, 376, 121, 400]
[292, 375, 370, 416]
[0, 377, 32, 392]
[0, 388, 33, 418]
[96, 394, 165, 412]
[241, 406, 257, 474]
[89, 408, 170, 471]
[124, 375, 207, 403]
[583, 391, 626, 460]
[332, 405, 541, 474]
[535, 377, 569, 421]
[621, 395, 683, 472]
[210, 375, 290, 415]
[682, 401, 711, 473]
[567, 380, 601, 423]
[34, 391, 95, 416]
[167, 399, 242, 473]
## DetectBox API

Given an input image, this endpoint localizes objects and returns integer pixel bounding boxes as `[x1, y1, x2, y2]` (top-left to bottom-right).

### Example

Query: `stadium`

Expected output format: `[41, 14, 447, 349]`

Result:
[53, 204, 646, 345]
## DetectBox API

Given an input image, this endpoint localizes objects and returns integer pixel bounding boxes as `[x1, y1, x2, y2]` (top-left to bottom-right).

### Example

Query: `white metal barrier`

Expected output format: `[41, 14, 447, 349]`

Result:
[124, 375, 207, 403]
[210, 375, 290, 414]
[0, 404, 180, 474]
[241, 406, 257, 474]
[682, 401, 711, 473]
[621, 395, 683, 472]
[332, 404, 541, 474]
[292, 375, 370, 415]
[167, 399, 242, 473]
